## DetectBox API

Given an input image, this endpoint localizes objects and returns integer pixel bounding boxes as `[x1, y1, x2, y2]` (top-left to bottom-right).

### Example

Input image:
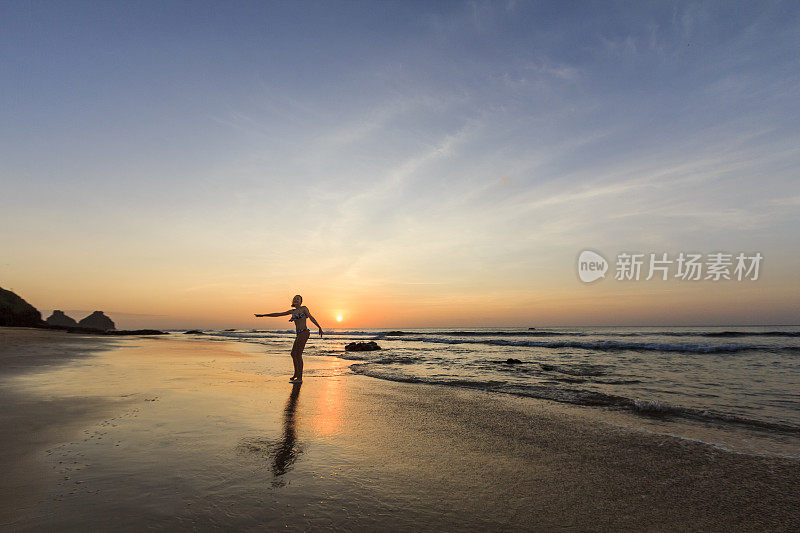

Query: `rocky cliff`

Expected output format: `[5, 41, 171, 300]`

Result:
[0, 287, 44, 327]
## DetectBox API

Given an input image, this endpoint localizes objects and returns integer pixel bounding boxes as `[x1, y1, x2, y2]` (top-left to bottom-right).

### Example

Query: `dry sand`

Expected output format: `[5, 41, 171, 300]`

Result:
[1, 327, 798, 531]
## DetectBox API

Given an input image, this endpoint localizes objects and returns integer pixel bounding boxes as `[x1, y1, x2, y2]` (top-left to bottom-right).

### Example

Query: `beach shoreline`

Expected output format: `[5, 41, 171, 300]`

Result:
[1, 327, 798, 531]
[195, 325, 800, 459]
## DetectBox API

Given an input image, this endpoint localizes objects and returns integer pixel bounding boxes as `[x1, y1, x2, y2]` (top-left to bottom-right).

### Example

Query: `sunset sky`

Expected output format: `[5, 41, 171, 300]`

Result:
[2, 1, 799, 329]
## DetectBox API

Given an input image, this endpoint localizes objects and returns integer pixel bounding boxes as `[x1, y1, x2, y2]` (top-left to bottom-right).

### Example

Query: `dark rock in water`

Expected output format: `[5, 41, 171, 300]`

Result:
[345, 341, 381, 352]
[385, 331, 405, 336]
[184, 330, 203, 334]
[528, 327, 536, 330]
[77, 311, 115, 331]
[504, 358, 523, 364]
[107, 329, 168, 336]
[223, 328, 236, 331]
[49, 325, 167, 335]
[46, 310, 78, 327]
[0, 287, 44, 327]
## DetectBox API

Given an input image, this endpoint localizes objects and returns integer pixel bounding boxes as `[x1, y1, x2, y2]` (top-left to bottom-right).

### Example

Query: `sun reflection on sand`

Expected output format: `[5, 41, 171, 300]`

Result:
[312, 377, 343, 438]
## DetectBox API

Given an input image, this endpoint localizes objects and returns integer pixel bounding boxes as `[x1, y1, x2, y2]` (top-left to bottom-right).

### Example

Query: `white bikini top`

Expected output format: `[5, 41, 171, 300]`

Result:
[289, 308, 307, 322]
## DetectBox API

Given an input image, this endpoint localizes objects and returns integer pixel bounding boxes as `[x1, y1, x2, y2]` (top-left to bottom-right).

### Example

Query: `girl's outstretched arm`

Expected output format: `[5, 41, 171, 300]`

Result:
[303, 306, 324, 337]
[254, 310, 293, 318]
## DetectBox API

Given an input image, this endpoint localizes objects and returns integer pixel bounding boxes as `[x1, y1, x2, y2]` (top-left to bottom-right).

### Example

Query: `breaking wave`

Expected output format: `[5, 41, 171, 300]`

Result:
[349, 363, 800, 435]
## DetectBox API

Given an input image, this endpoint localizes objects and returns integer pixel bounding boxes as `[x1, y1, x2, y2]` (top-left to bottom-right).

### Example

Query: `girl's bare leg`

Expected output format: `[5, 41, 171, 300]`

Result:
[290, 330, 310, 378]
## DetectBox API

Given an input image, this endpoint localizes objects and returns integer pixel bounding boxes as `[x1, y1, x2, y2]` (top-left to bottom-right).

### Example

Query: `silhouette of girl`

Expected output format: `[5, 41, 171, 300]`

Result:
[255, 294, 323, 382]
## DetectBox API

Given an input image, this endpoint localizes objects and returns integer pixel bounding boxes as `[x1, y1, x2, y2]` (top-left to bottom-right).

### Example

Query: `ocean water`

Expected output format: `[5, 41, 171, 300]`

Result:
[188, 326, 800, 456]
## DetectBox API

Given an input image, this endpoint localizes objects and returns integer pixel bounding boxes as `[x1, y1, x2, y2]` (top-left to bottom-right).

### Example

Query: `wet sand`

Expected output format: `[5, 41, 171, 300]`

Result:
[1, 327, 798, 531]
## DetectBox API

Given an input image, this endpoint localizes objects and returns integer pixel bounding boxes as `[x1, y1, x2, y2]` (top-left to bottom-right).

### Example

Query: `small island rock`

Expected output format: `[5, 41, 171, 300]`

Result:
[46, 310, 78, 327]
[78, 311, 115, 331]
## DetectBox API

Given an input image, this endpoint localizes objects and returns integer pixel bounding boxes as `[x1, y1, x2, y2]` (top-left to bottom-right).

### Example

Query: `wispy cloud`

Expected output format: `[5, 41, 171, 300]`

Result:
[3, 1, 798, 325]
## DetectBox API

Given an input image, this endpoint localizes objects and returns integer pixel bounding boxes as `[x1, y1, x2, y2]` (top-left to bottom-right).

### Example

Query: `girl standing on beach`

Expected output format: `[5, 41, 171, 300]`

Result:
[254, 295, 323, 383]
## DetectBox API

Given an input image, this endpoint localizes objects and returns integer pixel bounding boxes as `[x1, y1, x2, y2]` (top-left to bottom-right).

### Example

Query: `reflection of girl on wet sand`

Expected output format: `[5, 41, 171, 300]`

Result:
[271, 382, 302, 486]
[255, 294, 323, 382]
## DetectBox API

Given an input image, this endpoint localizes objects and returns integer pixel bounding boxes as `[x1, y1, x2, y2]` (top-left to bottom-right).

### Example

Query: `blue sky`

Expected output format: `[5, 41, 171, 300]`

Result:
[2, 1, 799, 327]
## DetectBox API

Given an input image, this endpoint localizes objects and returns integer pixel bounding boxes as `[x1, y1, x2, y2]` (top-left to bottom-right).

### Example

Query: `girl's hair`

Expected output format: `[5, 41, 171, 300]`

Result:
[293, 294, 303, 305]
